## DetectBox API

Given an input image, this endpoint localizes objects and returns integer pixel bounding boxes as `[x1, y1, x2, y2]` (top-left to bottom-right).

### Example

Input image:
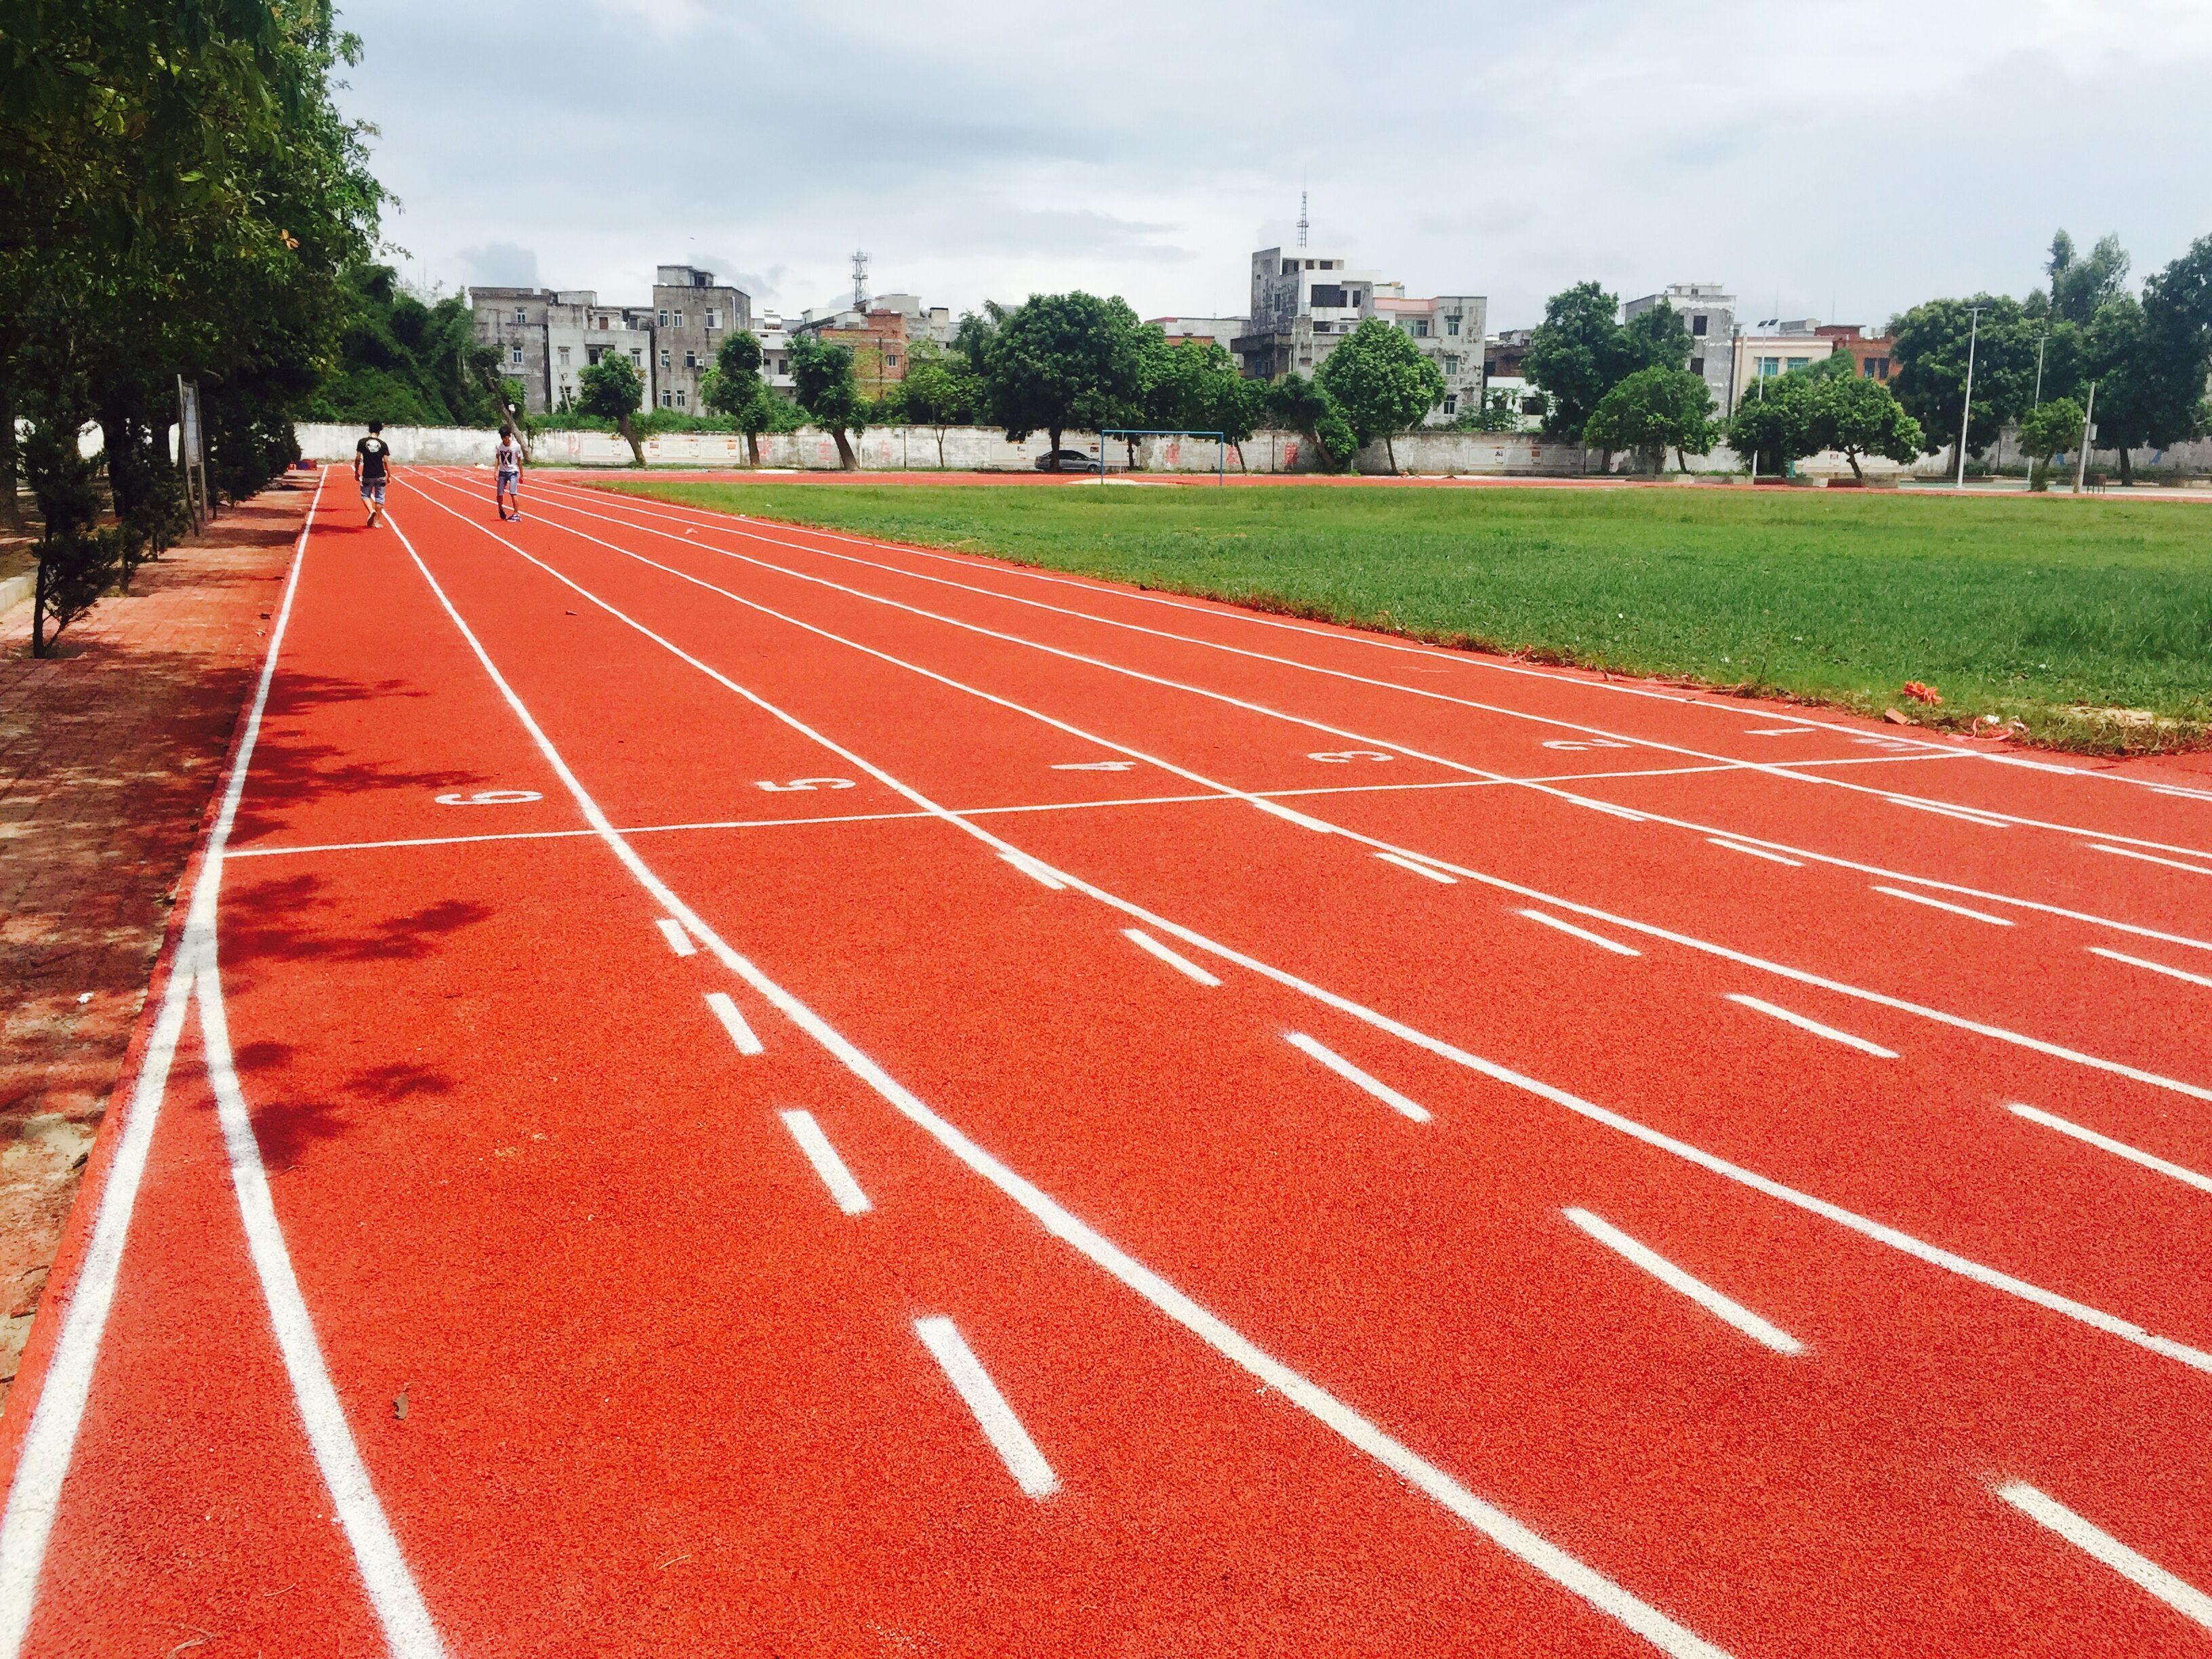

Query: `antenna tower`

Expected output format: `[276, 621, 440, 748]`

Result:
[851, 248, 870, 312]
[1296, 189, 1309, 248]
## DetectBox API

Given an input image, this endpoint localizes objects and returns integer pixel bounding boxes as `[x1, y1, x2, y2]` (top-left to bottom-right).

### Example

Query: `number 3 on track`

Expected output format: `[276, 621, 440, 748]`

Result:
[1307, 750, 1393, 764]
[434, 790, 544, 805]
[756, 777, 857, 792]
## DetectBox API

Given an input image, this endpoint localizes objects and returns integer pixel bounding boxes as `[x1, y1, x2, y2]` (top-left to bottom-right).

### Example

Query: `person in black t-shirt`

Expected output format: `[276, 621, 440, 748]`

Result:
[353, 420, 392, 527]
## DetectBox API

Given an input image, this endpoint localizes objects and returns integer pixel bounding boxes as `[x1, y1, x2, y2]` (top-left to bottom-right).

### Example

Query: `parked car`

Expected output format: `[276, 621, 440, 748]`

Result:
[1034, 448, 1097, 472]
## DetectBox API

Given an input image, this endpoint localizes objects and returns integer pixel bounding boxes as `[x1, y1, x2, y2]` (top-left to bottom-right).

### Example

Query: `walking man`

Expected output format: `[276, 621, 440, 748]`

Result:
[354, 419, 392, 527]
[494, 424, 525, 520]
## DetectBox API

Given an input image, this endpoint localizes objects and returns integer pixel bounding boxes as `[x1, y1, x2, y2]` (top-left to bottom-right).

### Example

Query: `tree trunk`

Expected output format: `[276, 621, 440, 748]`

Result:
[31, 557, 51, 659]
[745, 431, 760, 468]
[617, 414, 644, 466]
[1385, 432, 1399, 475]
[935, 427, 947, 469]
[0, 377, 20, 532]
[1233, 442, 1248, 474]
[2116, 447, 2133, 485]
[832, 428, 857, 470]
[1846, 448, 1864, 482]
[1048, 426, 1063, 462]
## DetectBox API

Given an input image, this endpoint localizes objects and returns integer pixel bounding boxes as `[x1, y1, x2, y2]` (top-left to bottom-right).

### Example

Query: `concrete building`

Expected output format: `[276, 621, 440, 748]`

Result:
[1148, 316, 1248, 352]
[1725, 318, 1895, 409]
[1233, 247, 1486, 426]
[649, 265, 749, 413]
[794, 306, 914, 397]
[1625, 283, 1736, 413]
[471, 263, 747, 415]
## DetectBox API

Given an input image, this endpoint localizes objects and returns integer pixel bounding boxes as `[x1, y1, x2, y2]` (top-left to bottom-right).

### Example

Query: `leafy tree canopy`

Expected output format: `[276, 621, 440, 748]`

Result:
[1313, 317, 1446, 470]
[1524, 286, 1692, 441]
[1582, 367, 1716, 472]
[984, 291, 1145, 452]
[1887, 294, 2039, 455]
[790, 331, 867, 468]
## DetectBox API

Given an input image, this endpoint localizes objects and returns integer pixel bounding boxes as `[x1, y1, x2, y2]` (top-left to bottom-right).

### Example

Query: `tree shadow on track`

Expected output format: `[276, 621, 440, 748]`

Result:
[218, 869, 495, 973]
[230, 1042, 456, 1172]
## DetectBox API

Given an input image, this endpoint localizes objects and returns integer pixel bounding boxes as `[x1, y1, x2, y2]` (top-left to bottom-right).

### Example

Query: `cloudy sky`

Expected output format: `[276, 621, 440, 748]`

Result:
[340, 0, 2212, 331]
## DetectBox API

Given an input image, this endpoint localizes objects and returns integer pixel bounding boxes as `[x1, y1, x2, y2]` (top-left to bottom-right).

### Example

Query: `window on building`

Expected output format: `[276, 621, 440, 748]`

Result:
[661, 391, 672, 407]
[1865, 356, 1891, 379]
[684, 350, 697, 369]
[1689, 356, 1704, 377]
[586, 346, 602, 365]
[1282, 261, 1296, 276]
[884, 353, 898, 369]
[675, 389, 687, 409]
[514, 308, 527, 325]
[597, 316, 609, 329]
[1443, 354, 1459, 374]
[1522, 397, 1544, 416]
[673, 311, 686, 328]
[706, 308, 721, 329]
[1786, 356, 1810, 370]
[630, 348, 643, 365]
[1757, 356, 1782, 377]
[1692, 314, 1708, 337]
[509, 346, 524, 367]
[657, 309, 670, 327]
[1446, 314, 1461, 335]
[1410, 320, 1429, 337]
[557, 346, 570, 364]
[1443, 395, 1458, 415]
[660, 349, 672, 369]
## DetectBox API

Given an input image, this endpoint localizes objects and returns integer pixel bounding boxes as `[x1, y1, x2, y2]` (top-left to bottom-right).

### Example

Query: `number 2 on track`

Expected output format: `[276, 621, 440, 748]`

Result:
[434, 790, 544, 805]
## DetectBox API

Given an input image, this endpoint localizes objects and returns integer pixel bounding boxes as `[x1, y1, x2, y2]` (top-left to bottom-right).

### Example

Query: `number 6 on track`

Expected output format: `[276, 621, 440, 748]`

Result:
[756, 777, 857, 792]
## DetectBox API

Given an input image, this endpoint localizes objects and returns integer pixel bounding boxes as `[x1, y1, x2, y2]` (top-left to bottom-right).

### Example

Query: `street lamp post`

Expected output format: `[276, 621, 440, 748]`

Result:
[2074, 380, 2097, 495]
[1954, 305, 1982, 490]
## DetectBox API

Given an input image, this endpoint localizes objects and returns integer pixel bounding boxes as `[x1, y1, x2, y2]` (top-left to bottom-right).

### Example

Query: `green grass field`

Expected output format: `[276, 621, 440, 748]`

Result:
[614, 480, 2212, 754]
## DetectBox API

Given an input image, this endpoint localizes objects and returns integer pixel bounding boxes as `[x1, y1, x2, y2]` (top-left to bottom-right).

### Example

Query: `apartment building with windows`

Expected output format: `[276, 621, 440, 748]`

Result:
[649, 265, 749, 413]
[1625, 283, 1736, 413]
[1232, 247, 1486, 424]
[470, 263, 748, 415]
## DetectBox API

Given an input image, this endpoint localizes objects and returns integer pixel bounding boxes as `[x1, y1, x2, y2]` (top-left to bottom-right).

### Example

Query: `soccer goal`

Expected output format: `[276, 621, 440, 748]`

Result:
[1096, 428, 1231, 485]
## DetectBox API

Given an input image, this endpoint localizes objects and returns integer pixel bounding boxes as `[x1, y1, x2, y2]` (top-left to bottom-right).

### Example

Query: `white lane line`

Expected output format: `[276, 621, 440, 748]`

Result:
[1725, 994, 1898, 1059]
[777, 1109, 874, 1214]
[1563, 1209, 1803, 1356]
[913, 1317, 1059, 1500]
[1375, 850, 1457, 884]
[999, 848, 1068, 890]
[2092, 843, 2212, 877]
[393, 505, 1736, 1656]
[544, 475, 2212, 848]
[1122, 927, 1223, 987]
[1519, 909, 1643, 958]
[655, 917, 697, 955]
[1746, 727, 1816, 736]
[1572, 797, 1649, 823]
[1872, 886, 2015, 926]
[1285, 1032, 1431, 1122]
[398, 480, 2212, 1380]
[1705, 838, 1804, 867]
[2088, 946, 2212, 990]
[705, 991, 765, 1055]
[1891, 796, 2011, 829]
[1252, 797, 1337, 834]
[2007, 1104, 2212, 1196]
[1996, 1482, 2212, 1632]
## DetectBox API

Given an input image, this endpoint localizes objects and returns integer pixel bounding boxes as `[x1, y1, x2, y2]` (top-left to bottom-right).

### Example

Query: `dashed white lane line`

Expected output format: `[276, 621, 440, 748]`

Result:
[1746, 727, 1816, 736]
[2087, 946, 2212, 991]
[1570, 796, 1649, 823]
[1285, 1032, 1431, 1122]
[2007, 1104, 2212, 1196]
[1725, 994, 1898, 1059]
[1996, 1481, 2212, 1632]
[1704, 837, 1805, 867]
[1122, 927, 1223, 987]
[1872, 886, 2015, 926]
[704, 991, 765, 1055]
[777, 1109, 874, 1214]
[1563, 1208, 1804, 1356]
[1519, 909, 1643, 958]
[1891, 797, 2010, 829]
[912, 1317, 1059, 1500]
[999, 848, 1069, 890]
[1374, 850, 1457, 884]
[2091, 843, 2212, 877]
[655, 917, 697, 956]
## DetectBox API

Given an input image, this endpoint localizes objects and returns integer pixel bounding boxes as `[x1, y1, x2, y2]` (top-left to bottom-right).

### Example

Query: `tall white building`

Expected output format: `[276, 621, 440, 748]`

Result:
[1624, 283, 1736, 413]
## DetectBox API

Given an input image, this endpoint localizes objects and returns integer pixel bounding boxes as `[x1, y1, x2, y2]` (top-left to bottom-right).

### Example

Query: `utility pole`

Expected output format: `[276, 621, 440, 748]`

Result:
[1954, 304, 1982, 490]
[851, 248, 869, 313]
[2074, 380, 2097, 495]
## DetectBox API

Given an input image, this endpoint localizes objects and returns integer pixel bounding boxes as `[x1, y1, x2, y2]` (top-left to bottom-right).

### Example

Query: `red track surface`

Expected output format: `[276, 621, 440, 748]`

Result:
[5, 467, 2211, 1656]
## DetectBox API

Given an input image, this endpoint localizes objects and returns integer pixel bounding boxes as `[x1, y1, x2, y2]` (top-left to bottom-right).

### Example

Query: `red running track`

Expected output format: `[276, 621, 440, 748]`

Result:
[3, 468, 2211, 1657]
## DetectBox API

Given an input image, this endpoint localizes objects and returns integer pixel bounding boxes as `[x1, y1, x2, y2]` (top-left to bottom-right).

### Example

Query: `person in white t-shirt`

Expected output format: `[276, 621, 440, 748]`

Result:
[493, 425, 525, 520]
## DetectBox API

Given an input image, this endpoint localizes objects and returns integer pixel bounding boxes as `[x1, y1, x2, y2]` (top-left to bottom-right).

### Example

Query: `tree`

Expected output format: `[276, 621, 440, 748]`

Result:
[576, 352, 647, 465]
[2043, 231, 2131, 327]
[1581, 367, 1716, 472]
[983, 291, 1145, 456]
[789, 331, 867, 468]
[1265, 374, 1357, 472]
[1313, 317, 1447, 473]
[897, 340, 983, 469]
[2017, 395, 2085, 487]
[1523, 282, 1622, 439]
[1807, 373, 1925, 481]
[1887, 295, 2038, 466]
[1724, 372, 1818, 476]
[1618, 300, 1694, 375]
[1454, 387, 1525, 433]
[703, 329, 770, 466]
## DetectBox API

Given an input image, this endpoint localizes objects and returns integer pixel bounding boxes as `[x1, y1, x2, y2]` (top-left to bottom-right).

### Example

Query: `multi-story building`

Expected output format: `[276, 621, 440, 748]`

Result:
[1625, 283, 1736, 413]
[1817, 323, 1898, 387]
[1727, 319, 1835, 410]
[1147, 316, 1249, 352]
[1232, 247, 1486, 425]
[470, 263, 748, 415]
[793, 306, 914, 397]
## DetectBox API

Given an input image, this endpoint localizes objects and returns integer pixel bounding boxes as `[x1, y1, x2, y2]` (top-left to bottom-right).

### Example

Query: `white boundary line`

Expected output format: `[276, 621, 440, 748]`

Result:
[2005, 1105, 2212, 1195]
[539, 476, 2212, 858]
[2087, 947, 2212, 990]
[1519, 909, 1643, 958]
[2092, 843, 2212, 877]
[1285, 1032, 1432, 1123]
[655, 917, 697, 955]
[406, 472, 2212, 1105]
[1871, 886, 2014, 926]
[1375, 850, 1457, 884]
[1996, 1481, 2212, 1631]
[912, 1317, 1059, 1499]
[382, 500, 1734, 1659]
[1563, 1208, 1803, 1355]
[1122, 928, 1223, 986]
[705, 991, 765, 1055]
[777, 1109, 874, 1214]
[394, 478, 2212, 1376]
[1706, 838, 1803, 867]
[0, 475, 449, 1659]
[1725, 994, 1898, 1060]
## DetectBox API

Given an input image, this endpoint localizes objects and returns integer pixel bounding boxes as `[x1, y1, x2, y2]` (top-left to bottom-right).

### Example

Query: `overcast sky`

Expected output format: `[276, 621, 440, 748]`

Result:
[340, 0, 2212, 331]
